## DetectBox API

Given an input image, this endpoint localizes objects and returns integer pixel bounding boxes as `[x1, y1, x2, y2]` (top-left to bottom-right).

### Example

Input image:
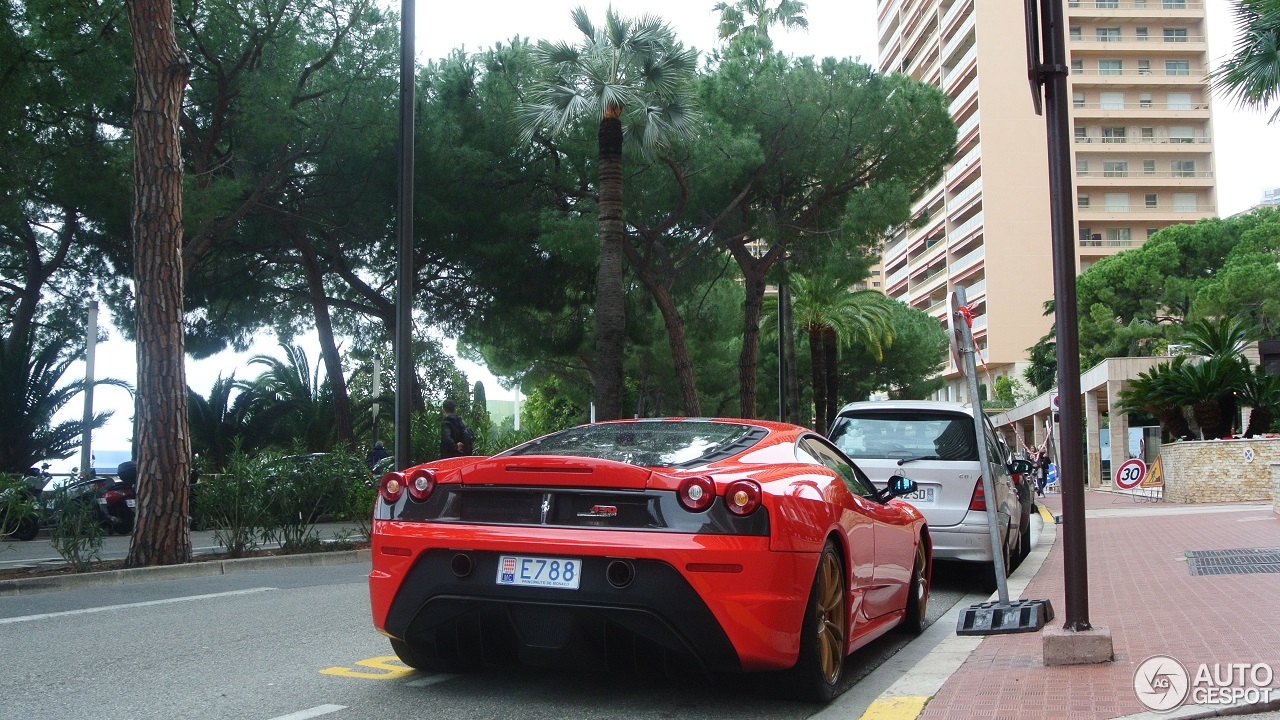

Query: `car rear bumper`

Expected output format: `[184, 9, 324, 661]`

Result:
[928, 512, 1008, 563]
[369, 521, 818, 673]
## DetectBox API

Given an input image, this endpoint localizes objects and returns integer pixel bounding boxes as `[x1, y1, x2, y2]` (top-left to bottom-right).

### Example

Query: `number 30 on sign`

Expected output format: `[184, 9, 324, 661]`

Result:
[1114, 458, 1147, 490]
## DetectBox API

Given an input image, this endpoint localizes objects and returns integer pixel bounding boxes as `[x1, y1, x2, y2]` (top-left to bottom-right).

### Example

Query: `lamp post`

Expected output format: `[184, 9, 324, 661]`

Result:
[394, 0, 415, 470]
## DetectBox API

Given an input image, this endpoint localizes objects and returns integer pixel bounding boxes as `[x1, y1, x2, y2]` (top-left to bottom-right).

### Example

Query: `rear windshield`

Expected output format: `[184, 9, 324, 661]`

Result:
[500, 421, 767, 468]
[828, 411, 977, 461]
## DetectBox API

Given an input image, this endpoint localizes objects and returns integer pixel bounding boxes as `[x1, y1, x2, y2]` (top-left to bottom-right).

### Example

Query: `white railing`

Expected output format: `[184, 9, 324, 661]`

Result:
[948, 177, 983, 213]
[946, 145, 981, 183]
[952, 245, 985, 274]
[1067, 0, 1202, 9]
[941, 13, 975, 65]
[1073, 136, 1212, 144]
[1070, 35, 1205, 44]
[1079, 204, 1214, 213]
[949, 79, 978, 116]
[886, 265, 910, 287]
[949, 210, 985, 245]
[941, 0, 972, 37]
[1072, 69, 1208, 78]
[943, 45, 978, 90]
[953, 110, 980, 141]
[883, 234, 912, 264]
[966, 278, 987, 298]
[1074, 101, 1211, 110]
[1076, 170, 1214, 178]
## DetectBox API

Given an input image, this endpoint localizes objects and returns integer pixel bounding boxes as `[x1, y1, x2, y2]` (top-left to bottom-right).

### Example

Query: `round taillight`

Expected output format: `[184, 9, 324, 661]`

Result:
[677, 476, 715, 512]
[724, 480, 762, 516]
[406, 468, 435, 502]
[380, 472, 405, 503]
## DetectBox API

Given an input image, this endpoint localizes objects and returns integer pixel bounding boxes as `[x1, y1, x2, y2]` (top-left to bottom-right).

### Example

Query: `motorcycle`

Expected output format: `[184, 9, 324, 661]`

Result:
[0, 468, 46, 541]
[96, 461, 137, 535]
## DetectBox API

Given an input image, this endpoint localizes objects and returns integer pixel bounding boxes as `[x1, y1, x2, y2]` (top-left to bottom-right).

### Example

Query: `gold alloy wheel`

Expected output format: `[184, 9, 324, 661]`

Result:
[914, 542, 929, 618]
[815, 550, 847, 684]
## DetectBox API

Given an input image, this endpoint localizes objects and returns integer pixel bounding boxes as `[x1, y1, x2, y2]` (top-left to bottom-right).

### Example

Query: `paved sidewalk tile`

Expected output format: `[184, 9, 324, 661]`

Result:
[920, 493, 1280, 720]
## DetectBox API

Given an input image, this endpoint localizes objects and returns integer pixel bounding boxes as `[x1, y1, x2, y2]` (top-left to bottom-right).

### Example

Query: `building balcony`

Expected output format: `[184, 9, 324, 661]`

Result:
[1073, 136, 1212, 151]
[941, 0, 973, 40]
[1069, 69, 1208, 87]
[941, 13, 975, 65]
[1068, 37, 1207, 54]
[1067, 0, 1203, 19]
[948, 210, 984, 249]
[946, 144, 981, 185]
[943, 45, 977, 92]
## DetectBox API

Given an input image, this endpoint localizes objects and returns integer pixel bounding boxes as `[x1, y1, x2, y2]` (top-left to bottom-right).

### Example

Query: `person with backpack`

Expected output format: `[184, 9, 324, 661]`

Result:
[440, 399, 475, 457]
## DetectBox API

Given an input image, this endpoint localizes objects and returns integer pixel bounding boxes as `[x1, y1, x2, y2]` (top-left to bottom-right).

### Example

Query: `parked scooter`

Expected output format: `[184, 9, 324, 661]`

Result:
[96, 461, 137, 535]
[0, 466, 47, 541]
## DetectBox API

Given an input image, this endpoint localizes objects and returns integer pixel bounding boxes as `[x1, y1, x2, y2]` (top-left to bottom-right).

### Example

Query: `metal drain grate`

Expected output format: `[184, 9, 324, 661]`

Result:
[1186, 548, 1280, 576]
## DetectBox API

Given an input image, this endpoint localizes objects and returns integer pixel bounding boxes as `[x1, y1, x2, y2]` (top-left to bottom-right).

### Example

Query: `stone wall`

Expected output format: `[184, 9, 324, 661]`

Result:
[1161, 438, 1280, 504]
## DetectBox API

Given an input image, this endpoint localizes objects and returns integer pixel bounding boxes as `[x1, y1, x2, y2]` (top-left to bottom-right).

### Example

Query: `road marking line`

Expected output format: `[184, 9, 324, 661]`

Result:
[857, 696, 930, 719]
[321, 656, 414, 680]
[0, 587, 275, 625]
[405, 673, 461, 687]
[1037, 504, 1056, 523]
[265, 705, 346, 720]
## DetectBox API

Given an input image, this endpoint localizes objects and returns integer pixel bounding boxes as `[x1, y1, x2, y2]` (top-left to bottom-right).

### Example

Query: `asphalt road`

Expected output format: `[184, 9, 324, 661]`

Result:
[0, 523, 1033, 720]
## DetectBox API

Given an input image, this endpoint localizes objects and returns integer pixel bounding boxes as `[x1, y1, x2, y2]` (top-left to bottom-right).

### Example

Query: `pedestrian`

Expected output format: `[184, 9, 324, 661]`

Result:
[367, 441, 388, 471]
[440, 400, 475, 458]
[1034, 445, 1050, 496]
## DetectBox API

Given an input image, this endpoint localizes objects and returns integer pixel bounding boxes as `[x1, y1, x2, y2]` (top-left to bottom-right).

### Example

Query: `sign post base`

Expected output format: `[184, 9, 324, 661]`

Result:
[957, 598, 1055, 635]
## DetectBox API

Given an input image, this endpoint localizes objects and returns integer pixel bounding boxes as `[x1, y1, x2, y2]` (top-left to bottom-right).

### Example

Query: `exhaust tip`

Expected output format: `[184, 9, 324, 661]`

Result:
[451, 553, 474, 578]
[606, 559, 634, 589]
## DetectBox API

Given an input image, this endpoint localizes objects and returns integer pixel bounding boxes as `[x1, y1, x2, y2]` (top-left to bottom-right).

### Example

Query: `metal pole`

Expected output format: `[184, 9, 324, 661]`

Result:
[1040, 0, 1092, 630]
[954, 287, 1009, 604]
[394, 0, 415, 470]
[79, 301, 99, 478]
[372, 352, 381, 445]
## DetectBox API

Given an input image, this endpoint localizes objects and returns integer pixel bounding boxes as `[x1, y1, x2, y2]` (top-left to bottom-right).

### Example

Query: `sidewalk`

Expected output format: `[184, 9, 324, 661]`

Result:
[871, 490, 1280, 720]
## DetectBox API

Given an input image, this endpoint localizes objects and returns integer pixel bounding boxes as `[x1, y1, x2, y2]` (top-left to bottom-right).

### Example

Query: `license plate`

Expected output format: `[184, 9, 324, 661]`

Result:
[496, 555, 581, 590]
[902, 487, 935, 503]
[125, 499, 136, 508]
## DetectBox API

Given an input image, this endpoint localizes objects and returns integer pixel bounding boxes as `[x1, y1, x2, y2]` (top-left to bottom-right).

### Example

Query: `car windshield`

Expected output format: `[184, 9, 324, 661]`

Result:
[828, 411, 978, 461]
[500, 421, 767, 468]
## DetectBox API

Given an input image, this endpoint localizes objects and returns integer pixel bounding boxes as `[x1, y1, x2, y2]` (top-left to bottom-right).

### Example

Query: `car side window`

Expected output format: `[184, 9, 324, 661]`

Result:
[798, 436, 879, 498]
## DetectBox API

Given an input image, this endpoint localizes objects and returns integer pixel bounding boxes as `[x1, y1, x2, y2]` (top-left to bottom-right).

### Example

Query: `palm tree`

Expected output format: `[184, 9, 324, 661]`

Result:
[1210, 0, 1280, 122]
[777, 275, 893, 433]
[1167, 355, 1248, 439]
[0, 331, 132, 473]
[242, 344, 336, 452]
[188, 374, 258, 471]
[1239, 366, 1280, 437]
[520, 7, 699, 421]
[1118, 358, 1194, 441]
[714, 0, 809, 42]
[1178, 316, 1259, 358]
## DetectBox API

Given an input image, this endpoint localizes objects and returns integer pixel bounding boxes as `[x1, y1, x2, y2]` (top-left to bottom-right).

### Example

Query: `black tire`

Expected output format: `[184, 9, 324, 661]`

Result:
[1018, 520, 1033, 564]
[6, 513, 39, 541]
[899, 538, 929, 635]
[390, 639, 427, 670]
[783, 541, 847, 703]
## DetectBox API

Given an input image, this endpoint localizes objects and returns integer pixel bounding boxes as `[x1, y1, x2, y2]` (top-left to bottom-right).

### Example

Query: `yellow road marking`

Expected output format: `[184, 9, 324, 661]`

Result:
[1037, 503, 1055, 523]
[857, 696, 930, 720]
[320, 656, 415, 680]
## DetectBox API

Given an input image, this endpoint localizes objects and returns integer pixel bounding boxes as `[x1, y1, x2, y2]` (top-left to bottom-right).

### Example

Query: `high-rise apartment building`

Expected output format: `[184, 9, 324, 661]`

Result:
[875, 0, 1216, 400]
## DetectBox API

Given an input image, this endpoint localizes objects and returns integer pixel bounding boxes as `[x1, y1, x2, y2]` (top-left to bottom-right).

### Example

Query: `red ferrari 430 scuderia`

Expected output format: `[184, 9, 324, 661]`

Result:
[369, 418, 931, 701]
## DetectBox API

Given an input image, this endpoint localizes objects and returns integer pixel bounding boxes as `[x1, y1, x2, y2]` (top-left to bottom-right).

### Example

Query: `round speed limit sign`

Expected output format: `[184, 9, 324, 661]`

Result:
[1114, 458, 1147, 490]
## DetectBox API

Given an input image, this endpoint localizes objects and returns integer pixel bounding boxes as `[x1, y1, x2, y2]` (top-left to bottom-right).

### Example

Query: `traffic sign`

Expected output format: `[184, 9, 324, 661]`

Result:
[1114, 458, 1147, 490]
[1050, 392, 1060, 412]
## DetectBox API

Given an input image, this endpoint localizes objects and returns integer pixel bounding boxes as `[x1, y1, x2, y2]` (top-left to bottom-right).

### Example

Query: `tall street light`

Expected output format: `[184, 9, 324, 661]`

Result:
[394, 0, 415, 470]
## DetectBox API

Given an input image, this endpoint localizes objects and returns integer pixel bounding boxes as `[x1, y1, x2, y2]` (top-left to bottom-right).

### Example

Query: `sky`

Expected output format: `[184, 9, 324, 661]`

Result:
[57, 0, 1279, 456]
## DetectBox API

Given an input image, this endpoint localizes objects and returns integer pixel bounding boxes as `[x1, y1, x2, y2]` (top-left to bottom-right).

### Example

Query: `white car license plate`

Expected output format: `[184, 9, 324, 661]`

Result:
[125, 499, 136, 508]
[902, 487, 935, 503]
[496, 555, 581, 590]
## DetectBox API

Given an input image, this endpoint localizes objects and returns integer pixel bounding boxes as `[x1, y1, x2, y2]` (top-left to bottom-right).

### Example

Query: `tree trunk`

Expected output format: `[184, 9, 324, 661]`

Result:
[593, 115, 626, 422]
[809, 326, 826, 433]
[633, 270, 700, 416]
[1245, 408, 1273, 438]
[823, 326, 840, 432]
[287, 224, 354, 446]
[738, 270, 767, 419]
[125, 0, 192, 567]
[780, 278, 801, 425]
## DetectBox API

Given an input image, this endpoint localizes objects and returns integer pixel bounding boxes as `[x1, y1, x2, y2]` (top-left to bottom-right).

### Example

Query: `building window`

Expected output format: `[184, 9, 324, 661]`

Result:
[1070, 26, 1082, 40]
[1147, 227, 1159, 238]
[1167, 92, 1193, 110]
[1078, 193, 1091, 208]
[1100, 91, 1125, 109]
[1135, 27, 1149, 41]
[1105, 193, 1131, 211]
[1098, 0, 1119, 7]
[1077, 158, 1089, 175]
[1139, 92, 1153, 108]
[1104, 160, 1129, 177]
[1140, 126, 1155, 140]
[1163, 27, 1188, 42]
[1072, 59, 1084, 74]
[1080, 228, 1101, 246]
[1097, 27, 1121, 42]
[1163, 0, 1186, 7]
[871, 269, 881, 276]
[1075, 126, 1089, 142]
[1172, 193, 1198, 211]
[1145, 193, 1159, 208]
[1170, 125, 1195, 143]
[1138, 60, 1152, 75]
[1172, 159, 1197, 177]
[1074, 91, 1086, 108]
[1100, 59, 1123, 75]
[1143, 159, 1156, 175]
[1165, 60, 1190, 76]
[1102, 126, 1126, 143]
[1107, 227, 1133, 245]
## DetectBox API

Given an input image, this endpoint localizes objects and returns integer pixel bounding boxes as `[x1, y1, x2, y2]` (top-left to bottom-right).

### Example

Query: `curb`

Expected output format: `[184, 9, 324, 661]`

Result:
[0, 548, 371, 597]
[855, 509, 1061, 720]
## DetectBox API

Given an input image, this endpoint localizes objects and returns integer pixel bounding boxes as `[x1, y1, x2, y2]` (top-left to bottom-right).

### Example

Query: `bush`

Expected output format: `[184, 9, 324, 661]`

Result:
[261, 451, 363, 551]
[195, 450, 274, 557]
[46, 481, 104, 571]
[0, 473, 40, 539]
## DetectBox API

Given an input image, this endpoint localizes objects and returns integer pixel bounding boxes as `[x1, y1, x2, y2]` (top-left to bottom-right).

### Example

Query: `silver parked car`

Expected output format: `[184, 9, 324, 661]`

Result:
[827, 400, 1030, 587]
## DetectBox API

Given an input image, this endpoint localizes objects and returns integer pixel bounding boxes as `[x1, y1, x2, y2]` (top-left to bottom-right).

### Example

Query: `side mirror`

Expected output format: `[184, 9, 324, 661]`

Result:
[886, 476, 918, 498]
[1009, 459, 1034, 475]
